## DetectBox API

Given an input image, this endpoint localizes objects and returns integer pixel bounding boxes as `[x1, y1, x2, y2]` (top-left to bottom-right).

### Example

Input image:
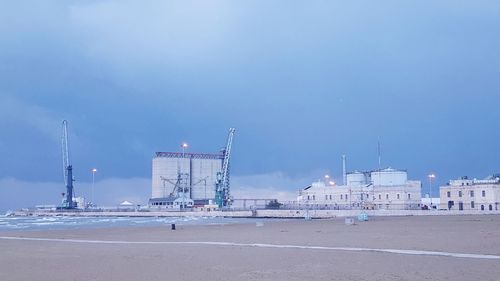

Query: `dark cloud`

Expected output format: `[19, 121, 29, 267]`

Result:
[1, 1, 499, 210]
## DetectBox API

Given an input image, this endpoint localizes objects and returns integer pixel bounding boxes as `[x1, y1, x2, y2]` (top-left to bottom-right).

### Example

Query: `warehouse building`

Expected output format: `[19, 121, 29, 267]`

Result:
[297, 168, 422, 210]
[439, 175, 500, 211]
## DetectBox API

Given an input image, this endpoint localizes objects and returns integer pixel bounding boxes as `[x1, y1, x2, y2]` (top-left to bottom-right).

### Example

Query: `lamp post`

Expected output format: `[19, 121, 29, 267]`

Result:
[428, 173, 436, 208]
[181, 143, 188, 157]
[91, 168, 97, 207]
[180, 143, 188, 209]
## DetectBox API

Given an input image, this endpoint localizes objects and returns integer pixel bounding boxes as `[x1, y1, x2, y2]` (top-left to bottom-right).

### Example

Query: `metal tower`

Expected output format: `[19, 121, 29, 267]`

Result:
[215, 128, 235, 208]
[61, 120, 75, 209]
[342, 155, 347, 186]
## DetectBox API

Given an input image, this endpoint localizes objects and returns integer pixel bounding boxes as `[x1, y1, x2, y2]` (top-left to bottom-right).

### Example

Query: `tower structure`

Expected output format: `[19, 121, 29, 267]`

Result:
[61, 120, 75, 209]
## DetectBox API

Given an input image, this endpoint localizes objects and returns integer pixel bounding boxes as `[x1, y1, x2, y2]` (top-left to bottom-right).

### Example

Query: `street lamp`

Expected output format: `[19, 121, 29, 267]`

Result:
[91, 168, 97, 207]
[324, 174, 330, 185]
[181, 143, 188, 157]
[428, 173, 436, 208]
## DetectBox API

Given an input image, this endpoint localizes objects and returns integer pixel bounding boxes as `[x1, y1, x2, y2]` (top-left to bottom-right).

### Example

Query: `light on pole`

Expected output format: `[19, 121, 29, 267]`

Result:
[91, 168, 97, 207]
[181, 143, 188, 157]
[180, 143, 188, 209]
[324, 174, 330, 185]
[428, 173, 436, 208]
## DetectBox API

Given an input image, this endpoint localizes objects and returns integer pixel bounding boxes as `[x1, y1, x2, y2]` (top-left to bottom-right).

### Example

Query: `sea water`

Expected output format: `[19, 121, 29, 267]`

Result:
[0, 213, 263, 231]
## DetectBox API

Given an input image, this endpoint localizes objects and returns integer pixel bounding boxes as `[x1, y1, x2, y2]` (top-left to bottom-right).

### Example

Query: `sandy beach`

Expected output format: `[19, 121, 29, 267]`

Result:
[1, 215, 499, 281]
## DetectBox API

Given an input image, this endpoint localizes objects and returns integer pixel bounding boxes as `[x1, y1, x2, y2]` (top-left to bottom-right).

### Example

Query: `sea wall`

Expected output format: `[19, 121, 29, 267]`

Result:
[255, 209, 500, 218]
[14, 210, 253, 218]
[13, 209, 500, 218]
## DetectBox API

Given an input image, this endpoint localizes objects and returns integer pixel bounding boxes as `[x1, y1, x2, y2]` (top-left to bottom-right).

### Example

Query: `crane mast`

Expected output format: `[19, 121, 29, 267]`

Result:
[215, 128, 235, 208]
[61, 120, 75, 209]
[62, 120, 69, 186]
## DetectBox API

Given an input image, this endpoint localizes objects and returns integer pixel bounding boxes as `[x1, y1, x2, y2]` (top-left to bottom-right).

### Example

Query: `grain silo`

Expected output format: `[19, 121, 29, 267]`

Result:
[151, 152, 223, 205]
[149, 128, 235, 208]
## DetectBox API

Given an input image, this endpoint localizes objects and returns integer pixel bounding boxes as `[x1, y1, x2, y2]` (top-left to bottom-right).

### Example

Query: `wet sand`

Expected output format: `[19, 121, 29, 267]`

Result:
[1, 215, 499, 281]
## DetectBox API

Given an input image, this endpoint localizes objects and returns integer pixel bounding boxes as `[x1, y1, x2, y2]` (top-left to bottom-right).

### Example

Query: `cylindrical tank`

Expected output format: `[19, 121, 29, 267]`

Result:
[371, 168, 407, 186]
[346, 171, 368, 186]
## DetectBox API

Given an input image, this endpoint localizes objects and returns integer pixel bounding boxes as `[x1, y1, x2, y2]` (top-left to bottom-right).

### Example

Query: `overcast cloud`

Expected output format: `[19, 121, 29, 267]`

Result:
[1, 1, 499, 211]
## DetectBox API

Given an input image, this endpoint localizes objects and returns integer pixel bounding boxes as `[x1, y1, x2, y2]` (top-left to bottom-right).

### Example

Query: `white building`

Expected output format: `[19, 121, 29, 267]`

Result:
[439, 175, 500, 211]
[297, 168, 422, 210]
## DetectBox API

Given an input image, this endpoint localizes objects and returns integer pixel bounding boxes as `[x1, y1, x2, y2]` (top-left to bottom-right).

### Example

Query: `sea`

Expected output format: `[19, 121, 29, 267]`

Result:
[0, 213, 267, 231]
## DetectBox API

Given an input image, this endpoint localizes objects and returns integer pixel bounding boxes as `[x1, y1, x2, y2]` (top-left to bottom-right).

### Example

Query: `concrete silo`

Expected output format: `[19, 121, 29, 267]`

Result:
[151, 152, 223, 204]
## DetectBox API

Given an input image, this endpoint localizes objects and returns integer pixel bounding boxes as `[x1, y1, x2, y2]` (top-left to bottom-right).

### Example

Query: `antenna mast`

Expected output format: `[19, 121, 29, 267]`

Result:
[342, 155, 346, 186]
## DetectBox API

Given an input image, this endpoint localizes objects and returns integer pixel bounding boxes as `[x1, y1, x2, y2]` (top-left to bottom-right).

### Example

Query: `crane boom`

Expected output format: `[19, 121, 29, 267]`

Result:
[61, 120, 75, 209]
[216, 128, 235, 207]
[61, 120, 70, 186]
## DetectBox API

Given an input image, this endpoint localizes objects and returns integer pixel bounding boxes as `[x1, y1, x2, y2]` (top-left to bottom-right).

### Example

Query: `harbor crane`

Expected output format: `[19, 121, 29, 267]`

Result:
[61, 120, 75, 209]
[215, 128, 235, 208]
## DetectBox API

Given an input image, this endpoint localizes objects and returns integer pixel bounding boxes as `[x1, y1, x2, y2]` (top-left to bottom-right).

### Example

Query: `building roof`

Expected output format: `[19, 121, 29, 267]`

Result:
[155, 152, 224, 160]
[346, 167, 407, 175]
[119, 201, 134, 206]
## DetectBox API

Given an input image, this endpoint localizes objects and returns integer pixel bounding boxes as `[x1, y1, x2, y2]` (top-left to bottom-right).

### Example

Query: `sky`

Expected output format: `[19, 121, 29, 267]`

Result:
[1, 1, 499, 211]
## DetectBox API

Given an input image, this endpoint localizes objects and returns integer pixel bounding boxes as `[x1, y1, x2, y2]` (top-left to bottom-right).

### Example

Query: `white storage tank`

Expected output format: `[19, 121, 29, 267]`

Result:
[347, 171, 369, 186]
[371, 168, 407, 186]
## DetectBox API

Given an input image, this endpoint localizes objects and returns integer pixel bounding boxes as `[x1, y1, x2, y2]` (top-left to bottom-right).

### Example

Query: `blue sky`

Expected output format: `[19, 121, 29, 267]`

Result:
[1, 1, 499, 210]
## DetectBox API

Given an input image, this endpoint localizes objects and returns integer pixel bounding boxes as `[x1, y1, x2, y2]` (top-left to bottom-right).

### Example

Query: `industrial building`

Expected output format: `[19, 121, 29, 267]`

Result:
[150, 152, 223, 207]
[439, 175, 500, 211]
[297, 168, 422, 210]
[149, 129, 235, 210]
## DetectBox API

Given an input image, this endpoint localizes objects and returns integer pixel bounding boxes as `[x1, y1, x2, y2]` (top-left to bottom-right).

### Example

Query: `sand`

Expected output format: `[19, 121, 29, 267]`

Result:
[1, 215, 500, 281]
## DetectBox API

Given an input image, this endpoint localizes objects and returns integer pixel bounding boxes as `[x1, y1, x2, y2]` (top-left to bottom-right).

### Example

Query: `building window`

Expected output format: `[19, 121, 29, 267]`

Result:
[378, 194, 381, 200]
[447, 191, 450, 198]
[481, 205, 484, 210]
[307, 195, 310, 200]
[458, 191, 462, 197]
[471, 201, 475, 209]
[482, 190, 486, 197]
[489, 204, 493, 211]
[325, 195, 328, 200]
[397, 194, 400, 199]
[408, 193, 411, 199]
[345, 194, 348, 200]
[312, 195, 315, 200]
[470, 190, 474, 197]
[341, 194, 343, 200]
[386, 194, 389, 199]
[329, 195, 332, 200]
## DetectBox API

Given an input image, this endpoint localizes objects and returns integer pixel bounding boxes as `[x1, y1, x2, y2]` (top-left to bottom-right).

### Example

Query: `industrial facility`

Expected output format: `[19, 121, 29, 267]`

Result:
[149, 128, 235, 210]
[298, 166, 422, 210]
